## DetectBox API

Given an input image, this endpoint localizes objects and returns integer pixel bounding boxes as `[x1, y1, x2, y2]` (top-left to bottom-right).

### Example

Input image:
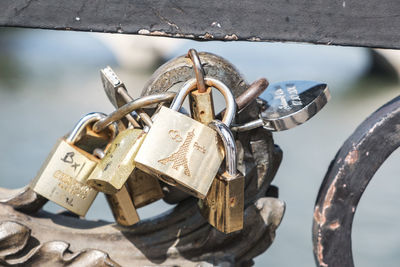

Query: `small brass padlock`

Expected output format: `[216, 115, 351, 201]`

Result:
[87, 127, 147, 194]
[198, 120, 244, 233]
[95, 66, 164, 206]
[106, 185, 140, 226]
[135, 78, 236, 199]
[93, 148, 140, 226]
[30, 113, 117, 216]
[126, 168, 163, 208]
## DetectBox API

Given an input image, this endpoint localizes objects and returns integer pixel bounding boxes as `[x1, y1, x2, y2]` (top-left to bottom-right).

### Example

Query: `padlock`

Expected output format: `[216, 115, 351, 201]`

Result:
[93, 148, 140, 226]
[30, 112, 117, 216]
[106, 185, 140, 226]
[198, 120, 244, 233]
[87, 127, 147, 194]
[126, 168, 163, 208]
[135, 77, 236, 199]
[92, 66, 164, 206]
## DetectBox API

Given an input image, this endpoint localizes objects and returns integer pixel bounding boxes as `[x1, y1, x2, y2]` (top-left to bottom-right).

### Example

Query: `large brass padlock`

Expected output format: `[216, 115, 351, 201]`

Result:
[135, 78, 236, 199]
[30, 112, 117, 216]
[198, 120, 244, 233]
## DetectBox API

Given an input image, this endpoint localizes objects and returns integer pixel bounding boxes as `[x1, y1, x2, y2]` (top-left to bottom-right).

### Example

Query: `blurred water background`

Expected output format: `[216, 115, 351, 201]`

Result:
[0, 27, 399, 266]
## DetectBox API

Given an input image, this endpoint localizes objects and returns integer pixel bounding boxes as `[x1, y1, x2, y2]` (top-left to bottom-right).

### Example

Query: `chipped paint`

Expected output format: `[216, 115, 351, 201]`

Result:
[313, 166, 344, 267]
[344, 150, 358, 165]
[248, 37, 261, 41]
[138, 29, 150, 35]
[224, 34, 238, 40]
[199, 32, 214, 39]
[211, 21, 221, 28]
[329, 220, 340, 230]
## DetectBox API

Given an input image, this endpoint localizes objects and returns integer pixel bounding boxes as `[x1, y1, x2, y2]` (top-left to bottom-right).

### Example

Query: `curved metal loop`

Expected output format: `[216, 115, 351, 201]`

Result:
[67, 112, 118, 144]
[92, 92, 176, 133]
[187, 49, 206, 93]
[208, 120, 237, 176]
[170, 78, 236, 126]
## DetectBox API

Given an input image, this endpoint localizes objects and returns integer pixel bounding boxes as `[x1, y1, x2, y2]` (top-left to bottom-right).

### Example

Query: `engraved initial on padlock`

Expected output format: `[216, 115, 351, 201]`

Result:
[30, 112, 118, 216]
[198, 120, 244, 233]
[135, 77, 236, 199]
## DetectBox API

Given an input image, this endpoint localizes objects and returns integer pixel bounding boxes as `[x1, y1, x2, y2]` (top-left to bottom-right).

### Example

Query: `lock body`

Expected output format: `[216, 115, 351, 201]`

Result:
[135, 106, 224, 199]
[106, 185, 140, 226]
[31, 139, 99, 216]
[87, 129, 146, 194]
[198, 171, 244, 233]
[126, 169, 164, 208]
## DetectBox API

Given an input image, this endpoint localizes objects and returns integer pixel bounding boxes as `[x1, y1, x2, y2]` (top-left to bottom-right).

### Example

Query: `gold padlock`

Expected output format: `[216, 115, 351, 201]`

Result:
[198, 120, 244, 233]
[106, 185, 140, 226]
[93, 148, 140, 226]
[135, 78, 236, 199]
[30, 112, 117, 216]
[126, 168, 163, 208]
[87, 127, 147, 194]
[96, 66, 164, 206]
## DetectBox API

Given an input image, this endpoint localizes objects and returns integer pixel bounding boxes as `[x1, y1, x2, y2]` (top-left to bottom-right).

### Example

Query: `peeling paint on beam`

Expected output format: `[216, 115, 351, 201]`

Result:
[1, 0, 400, 48]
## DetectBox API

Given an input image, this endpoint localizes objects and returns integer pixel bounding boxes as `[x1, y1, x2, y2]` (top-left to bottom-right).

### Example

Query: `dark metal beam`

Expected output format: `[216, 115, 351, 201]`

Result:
[1, 0, 400, 49]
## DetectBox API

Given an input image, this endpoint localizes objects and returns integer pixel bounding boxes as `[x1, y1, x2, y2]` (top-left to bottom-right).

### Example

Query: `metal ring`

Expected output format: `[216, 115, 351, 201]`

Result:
[67, 112, 118, 144]
[92, 92, 176, 133]
[187, 49, 207, 93]
[170, 78, 236, 126]
[208, 120, 237, 176]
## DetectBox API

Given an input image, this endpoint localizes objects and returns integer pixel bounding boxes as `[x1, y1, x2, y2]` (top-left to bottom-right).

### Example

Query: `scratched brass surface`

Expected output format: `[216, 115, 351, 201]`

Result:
[135, 106, 224, 199]
[106, 185, 140, 226]
[126, 168, 164, 208]
[87, 129, 146, 194]
[30, 139, 99, 216]
[198, 171, 244, 233]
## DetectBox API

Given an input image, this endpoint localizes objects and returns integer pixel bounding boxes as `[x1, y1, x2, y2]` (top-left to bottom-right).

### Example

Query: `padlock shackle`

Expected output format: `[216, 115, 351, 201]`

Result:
[66, 112, 118, 144]
[170, 78, 236, 126]
[208, 120, 237, 176]
[92, 92, 176, 133]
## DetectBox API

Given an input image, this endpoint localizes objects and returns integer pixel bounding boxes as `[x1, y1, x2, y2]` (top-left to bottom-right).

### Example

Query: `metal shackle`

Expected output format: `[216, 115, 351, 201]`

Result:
[92, 92, 176, 133]
[66, 112, 118, 144]
[170, 78, 237, 126]
[208, 120, 237, 176]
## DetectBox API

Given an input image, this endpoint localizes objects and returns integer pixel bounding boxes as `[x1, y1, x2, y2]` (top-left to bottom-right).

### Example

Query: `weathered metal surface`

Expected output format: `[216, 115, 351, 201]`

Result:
[0, 125, 284, 265]
[312, 95, 400, 267]
[0, 50, 284, 265]
[1, 1, 400, 49]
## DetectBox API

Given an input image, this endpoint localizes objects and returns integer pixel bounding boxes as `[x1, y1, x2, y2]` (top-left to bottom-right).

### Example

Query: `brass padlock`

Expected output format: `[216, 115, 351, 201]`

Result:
[126, 168, 163, 208]
[96, 66, 164, 206]
[135, 77, 236, 199]
[87, 127, 147, 194]
[198, 120, 244, 233]
[30, 112, 117, 216]
[106, 185, 140, 226]
[93, 148, 140, 226]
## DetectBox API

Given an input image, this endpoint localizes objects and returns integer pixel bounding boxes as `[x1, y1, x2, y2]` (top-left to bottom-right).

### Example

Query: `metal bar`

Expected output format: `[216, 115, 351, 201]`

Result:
[1, 0, 400, 49]
[312, 95, 400, 267]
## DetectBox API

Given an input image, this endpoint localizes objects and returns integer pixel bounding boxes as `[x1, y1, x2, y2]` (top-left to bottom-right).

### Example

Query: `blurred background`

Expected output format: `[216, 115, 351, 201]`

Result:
[0, 27, 399, 266]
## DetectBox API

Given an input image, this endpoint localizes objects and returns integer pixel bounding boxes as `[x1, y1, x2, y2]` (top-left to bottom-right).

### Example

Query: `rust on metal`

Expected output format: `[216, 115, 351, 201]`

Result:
[312, 95, 400, 267]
